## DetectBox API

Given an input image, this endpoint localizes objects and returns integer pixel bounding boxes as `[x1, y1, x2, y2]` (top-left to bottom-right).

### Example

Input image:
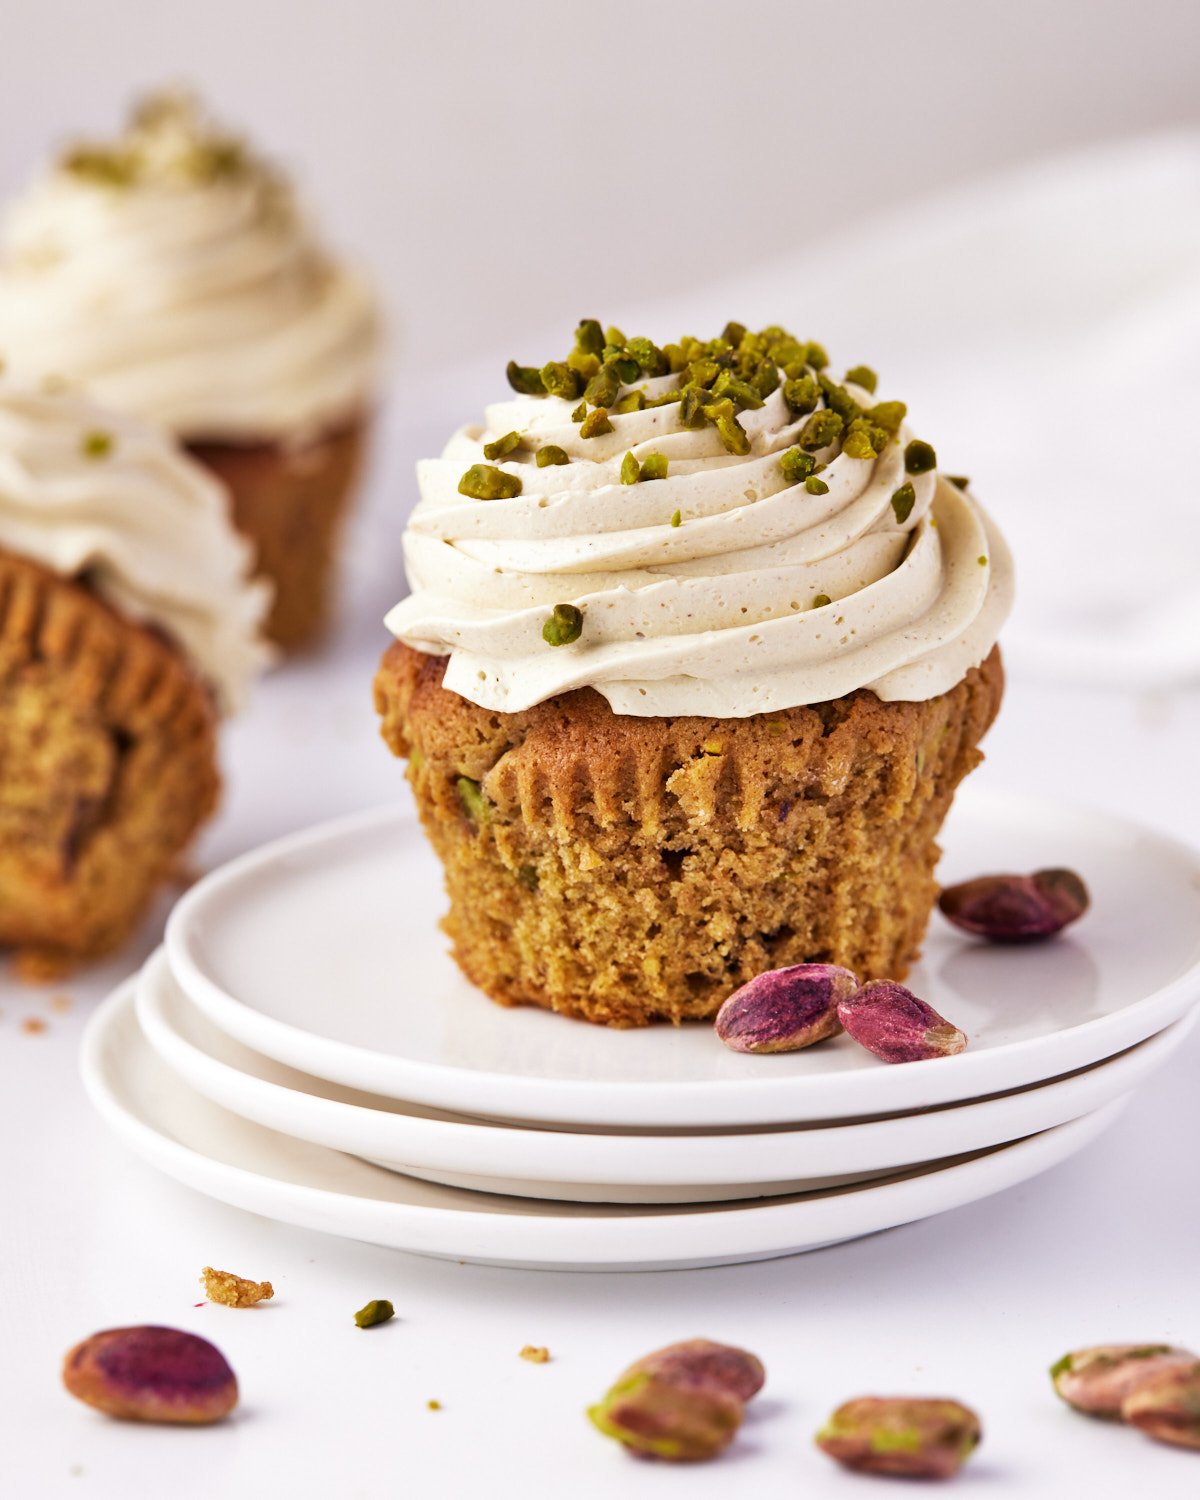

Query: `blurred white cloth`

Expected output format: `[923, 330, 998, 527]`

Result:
[623, 133, 1200, 691]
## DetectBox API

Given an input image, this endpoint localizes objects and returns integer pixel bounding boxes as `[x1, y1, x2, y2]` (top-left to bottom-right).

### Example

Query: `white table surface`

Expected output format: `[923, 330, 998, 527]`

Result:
[3, 395, 1200, 1499]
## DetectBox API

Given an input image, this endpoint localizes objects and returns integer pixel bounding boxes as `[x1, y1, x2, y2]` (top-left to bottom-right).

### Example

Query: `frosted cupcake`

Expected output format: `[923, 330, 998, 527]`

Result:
[0, 92, 382, 649]
[375, 322, 1013, 1027]
[0, 381, 269, 971]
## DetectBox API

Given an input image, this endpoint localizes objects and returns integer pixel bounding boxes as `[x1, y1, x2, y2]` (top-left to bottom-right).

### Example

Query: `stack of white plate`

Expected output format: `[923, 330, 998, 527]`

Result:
[83, 786, 1200, 1271]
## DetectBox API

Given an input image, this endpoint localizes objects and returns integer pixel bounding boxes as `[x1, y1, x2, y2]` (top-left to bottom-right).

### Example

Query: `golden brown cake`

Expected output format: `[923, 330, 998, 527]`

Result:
[377, 322, 1014, 1026]
[0, 383, 269, 971]
[0, 92, 382, 651]
[0, 550, 218, 969]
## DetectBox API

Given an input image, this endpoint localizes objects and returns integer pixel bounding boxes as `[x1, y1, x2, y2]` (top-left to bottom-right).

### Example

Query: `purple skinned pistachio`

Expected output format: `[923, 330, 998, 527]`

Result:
[1051, 1343, 1197, 1418]
[1122, 1361, 1200, 1449]
[838, 980, 967, 1063]
[62, 1326, 238, 1424]
[715, 964, 857, 1054]
[939, 867, 1089, 942]
[816, 1396, 982, 1479]
[622, 1339, 765, 1404]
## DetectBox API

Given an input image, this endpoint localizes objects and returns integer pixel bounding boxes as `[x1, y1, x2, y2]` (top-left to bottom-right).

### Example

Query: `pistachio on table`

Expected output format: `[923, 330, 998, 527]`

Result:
[1122, 1361, 1200, 1450]
[715, 964, 857, 1054]
[939, 868, 1089, 942]
[837, 980, 967, 1063]
[1050, 1343, 1197, 1417]
[816, 1395, 982, 1479]
[63, 1326, 238, 1424]
[588, 1338, 764, 1462]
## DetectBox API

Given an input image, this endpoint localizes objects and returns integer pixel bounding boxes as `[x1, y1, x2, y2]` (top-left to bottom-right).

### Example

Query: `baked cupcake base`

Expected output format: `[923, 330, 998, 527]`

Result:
[374, 641, 1004, 1028]
[0, 551, 219, 971]
[188, 417, 369, 651]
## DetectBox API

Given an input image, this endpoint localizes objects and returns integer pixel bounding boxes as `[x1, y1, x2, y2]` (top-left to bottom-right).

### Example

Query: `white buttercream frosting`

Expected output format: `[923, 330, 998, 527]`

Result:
[0, 382, 271, 711]
[0, 93, 381, 442]
[386, 343, 1014, 716]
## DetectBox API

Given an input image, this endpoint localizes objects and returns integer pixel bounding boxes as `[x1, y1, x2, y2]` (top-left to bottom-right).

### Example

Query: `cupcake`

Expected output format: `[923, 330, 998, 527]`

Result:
[0, 91, 382, 650]
[0, 381, 270, 971]
[375, 323, 1013, 1027]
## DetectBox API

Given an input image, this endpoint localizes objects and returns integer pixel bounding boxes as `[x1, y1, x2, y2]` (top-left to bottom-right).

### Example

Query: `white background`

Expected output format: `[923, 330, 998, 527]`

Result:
[3, 3, 1200, 1496]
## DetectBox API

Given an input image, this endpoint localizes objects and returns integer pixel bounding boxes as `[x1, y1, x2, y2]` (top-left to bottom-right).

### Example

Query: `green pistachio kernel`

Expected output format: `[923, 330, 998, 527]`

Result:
[868, 400, 907, 434]
[584, 364, 621, 408]
[506, 361, 545, 396]
[685, 357, 722, 390]
[805, 341, 830, 370]
[579, 407, 613, 439]
[61, 147, 138, 187]
[702, 396, 750, 456]
[536, 445, 569, 467]
[540, 361, 582, 400]
[566, 348, 601, 380]
[752, 362, 781, 399]
[542, 603, 583, 647]
[458, 463, 522, 500]
[799, 409, 844, 452]
[844, 364, 878, 394]
[721, 320, 748, 347]
[805, 476, 830, 494]
[639, 453, 668, 482]
[780, 447, 817, 483]
[841, 427, 879, 461]
[905, 439, 938, 474]
[818, 374, 862, 423]
[947, 474, 971, 489]
[354, 1299, 395, 1329]
[482, 431, 521, 461]
[612, 390, 645, 414]
[625, 337, 669, 377]
[715, 375, 764, 410]
[812, 593, 832, 608]
[678, 384, 709, 429]
[571, 400, 587, 423]
[605, 325, 627, 347]
[456, 777, 488, 824]
[575, 318, 605, 357]
[891, 481, 916, 523]
[644, 387, 684, 408]
[81, 429, 113, 459]
[670, 509, 682, 527]
[782, 375, 820, 415]
[610, 354, 640, 384]
[663, 342, 688, 373]
[620, 451, 641, 485]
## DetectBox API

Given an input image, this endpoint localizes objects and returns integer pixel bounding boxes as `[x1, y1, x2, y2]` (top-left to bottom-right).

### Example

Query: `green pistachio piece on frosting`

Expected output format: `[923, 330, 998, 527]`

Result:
[542, 604, 583, 647]
[905, 439, 937, 474]
[458, 464, 521, 501]
[482, 431, 522, 461]
[506, 361, 545, 396]
[536, 445, 569, 467]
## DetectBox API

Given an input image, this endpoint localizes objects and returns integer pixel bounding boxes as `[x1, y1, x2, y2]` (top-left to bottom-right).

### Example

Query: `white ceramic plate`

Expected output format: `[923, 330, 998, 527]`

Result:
[136, 947, 1194, 1205]
[165, 785, 1200, 1128]
[83, 981, 1128, 1271]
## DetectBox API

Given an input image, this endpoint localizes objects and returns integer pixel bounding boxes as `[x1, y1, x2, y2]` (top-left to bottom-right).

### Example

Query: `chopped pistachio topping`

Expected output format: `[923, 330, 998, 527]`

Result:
[566, 349, 601, 380]
[845, 364, 878, 394]
[459, 463, 521, 500]
[542, 603, 583, 647]
[813, 593, 832, 608]
[947, 474, 970, 489]
[482, 431, 521, 461]
[536, 444, 569, 467]
[805, 341, 829, 370]
[799, 409, 844, 452]
[625, 336, 669, 376]
[540, 361, 581, 400]
[605, 324, 627, 347]
[62, 147, 138, 187]
[780, 447, 817, 483]
[841, 428, 877, 461]
[639, 453, 668, 482]
[81, 429, 113, 459]
[868, 400, 907, 434]
[354, 1299, 395, 1329]
[574, 318, 605, 357]
[583, 364, 621, 408]
[805, 475, 830, 495]
[721, 320, 748, 346]
[506, 361, 544, 396]
[579, 407, 613, 439]
[620, 451, 640, 485]
[783, 375, 820, 415]
[891, 482, 916, 523]
[570, 400, 586, 423]
[670, 509, 682, 527]
[612, 390, 645, 414]
[456, 777, 487, 824]
[818, 374, 861, 424]
[905, 439, 938, 474]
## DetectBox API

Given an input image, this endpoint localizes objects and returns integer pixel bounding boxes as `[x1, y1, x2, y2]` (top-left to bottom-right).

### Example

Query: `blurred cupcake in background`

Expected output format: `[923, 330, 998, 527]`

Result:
[0, 91, 383, 650]
[0, 379, 270, 973]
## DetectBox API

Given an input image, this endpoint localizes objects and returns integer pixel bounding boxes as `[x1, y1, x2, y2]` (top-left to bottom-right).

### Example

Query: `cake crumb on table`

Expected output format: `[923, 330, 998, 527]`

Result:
[200, 1266, 274, 1307]
[20, 1017, 47, 1035]
[520, 1345, 550, 1363]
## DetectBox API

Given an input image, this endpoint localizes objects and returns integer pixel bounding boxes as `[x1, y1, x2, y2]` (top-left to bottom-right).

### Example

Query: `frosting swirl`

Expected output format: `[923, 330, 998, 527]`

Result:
[386, 329, 1013, 716]
[0, 382, 271, 711]
[0, 93, 381, 443]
